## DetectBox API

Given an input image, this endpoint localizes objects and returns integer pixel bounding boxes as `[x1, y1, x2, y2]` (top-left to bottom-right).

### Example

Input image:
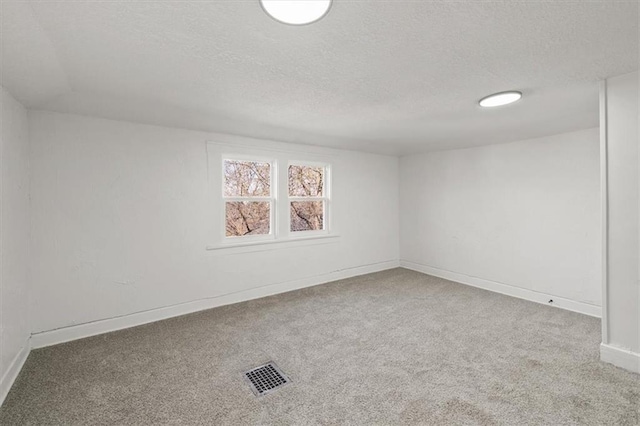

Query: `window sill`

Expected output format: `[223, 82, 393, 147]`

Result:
[206, 234, 341, 255]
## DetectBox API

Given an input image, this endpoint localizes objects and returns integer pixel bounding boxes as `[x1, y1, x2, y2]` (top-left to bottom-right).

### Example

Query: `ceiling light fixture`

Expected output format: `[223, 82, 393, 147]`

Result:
[478, 91, 522, 108]
[260, 0, 332, 25]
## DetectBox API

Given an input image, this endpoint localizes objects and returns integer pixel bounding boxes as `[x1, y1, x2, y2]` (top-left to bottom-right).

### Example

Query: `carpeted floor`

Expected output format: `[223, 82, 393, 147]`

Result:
[1, 268, 638, 425]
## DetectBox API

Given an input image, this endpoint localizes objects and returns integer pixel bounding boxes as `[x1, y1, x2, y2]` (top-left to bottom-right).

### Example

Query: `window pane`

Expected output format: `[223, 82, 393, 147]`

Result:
[225, 202, 270, 236]
[290, 201, 324, 232]
[224, 160, 270, 197]
[288, 165, 324, 197]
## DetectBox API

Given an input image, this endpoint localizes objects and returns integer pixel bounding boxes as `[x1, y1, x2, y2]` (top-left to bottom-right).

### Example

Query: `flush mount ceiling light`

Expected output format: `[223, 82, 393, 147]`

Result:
[260, 0, 332, 25]
[478, 91, 522, 108]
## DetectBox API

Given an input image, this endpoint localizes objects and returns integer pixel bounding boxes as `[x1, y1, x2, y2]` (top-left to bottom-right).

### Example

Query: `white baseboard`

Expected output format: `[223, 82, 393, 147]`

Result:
[400, 260, 601, 318]
[0, 339, 30, 407]
[30, 260, 400, 349]
[600, 343, 640, 373]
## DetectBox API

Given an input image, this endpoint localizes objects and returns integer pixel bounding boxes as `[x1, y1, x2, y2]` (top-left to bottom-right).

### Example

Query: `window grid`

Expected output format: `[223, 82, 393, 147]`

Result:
[222, 158, 276, 240]
[288, 163, 329, 234]
[220, 156, 330, 241]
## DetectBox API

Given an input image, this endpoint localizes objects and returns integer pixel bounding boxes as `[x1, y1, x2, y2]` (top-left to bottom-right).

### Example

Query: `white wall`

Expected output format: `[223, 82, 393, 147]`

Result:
[28, 111, 399, 343]
[400, 128, 601, 315]
[601, 71, 640, 372]
[0, 87, 31, 401]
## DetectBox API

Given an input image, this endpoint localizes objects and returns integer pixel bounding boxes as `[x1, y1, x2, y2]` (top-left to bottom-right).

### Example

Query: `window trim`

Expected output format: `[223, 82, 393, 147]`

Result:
[206, 233, 340, 254]
[207, 143, 336, 251]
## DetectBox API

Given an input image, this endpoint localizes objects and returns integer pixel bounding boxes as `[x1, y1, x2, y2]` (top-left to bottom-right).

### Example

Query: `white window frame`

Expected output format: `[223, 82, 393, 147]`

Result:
[221, 154, 277, 243]
[287, 160, 331, 238]
[206, 141, 338, 252]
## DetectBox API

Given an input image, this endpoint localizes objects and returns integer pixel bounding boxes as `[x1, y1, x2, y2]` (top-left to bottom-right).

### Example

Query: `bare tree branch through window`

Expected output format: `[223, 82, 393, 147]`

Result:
[222, 159, 329, 238]
[224, 160, 271, 237]
[288, 165, 325, 232]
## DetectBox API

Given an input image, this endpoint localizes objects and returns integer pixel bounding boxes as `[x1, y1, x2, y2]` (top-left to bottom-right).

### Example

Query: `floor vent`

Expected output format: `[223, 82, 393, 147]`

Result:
[244, 362, 290, 396]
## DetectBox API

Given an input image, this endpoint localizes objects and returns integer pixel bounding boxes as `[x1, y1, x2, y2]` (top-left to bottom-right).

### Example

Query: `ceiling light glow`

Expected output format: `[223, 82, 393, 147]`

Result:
[260, 0, 332, 25]
[479, 91, 522, 108]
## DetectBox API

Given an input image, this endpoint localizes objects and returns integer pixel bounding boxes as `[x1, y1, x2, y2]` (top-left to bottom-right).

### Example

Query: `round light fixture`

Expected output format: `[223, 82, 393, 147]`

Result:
[478, 91, 522, 108]
[260, 0, 332, 25]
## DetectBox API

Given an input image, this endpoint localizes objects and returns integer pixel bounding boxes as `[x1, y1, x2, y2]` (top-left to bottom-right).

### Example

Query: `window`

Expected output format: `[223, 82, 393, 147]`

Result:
[223, 159, 274, 238]
[216, 149, 331, 246]
[288, 164, 327, 233]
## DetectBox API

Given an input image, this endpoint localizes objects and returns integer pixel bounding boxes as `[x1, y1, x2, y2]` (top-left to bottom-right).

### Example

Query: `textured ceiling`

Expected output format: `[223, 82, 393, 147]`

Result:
[1, 0, 638, 155]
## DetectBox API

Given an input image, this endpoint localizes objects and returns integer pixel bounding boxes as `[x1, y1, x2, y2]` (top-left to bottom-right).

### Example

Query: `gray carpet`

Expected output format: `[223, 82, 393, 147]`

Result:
[1, 268, 638, 425]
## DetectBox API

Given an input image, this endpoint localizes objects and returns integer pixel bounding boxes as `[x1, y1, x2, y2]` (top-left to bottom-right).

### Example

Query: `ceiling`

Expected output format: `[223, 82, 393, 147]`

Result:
[1, 0, 638, 155]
